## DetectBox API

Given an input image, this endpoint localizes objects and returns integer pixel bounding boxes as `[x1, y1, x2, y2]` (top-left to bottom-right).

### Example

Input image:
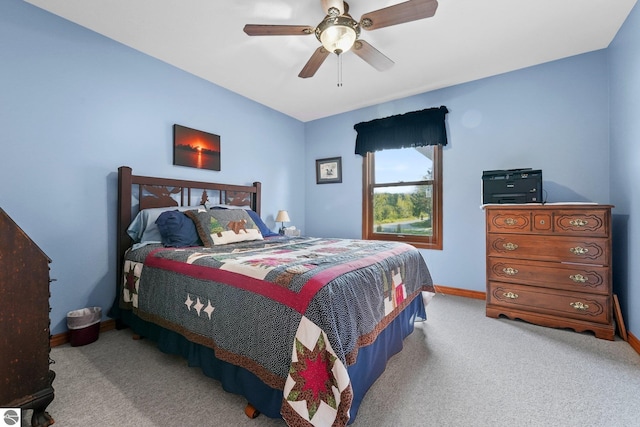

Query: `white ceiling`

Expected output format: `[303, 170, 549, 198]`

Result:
[25, 0, 637, 122]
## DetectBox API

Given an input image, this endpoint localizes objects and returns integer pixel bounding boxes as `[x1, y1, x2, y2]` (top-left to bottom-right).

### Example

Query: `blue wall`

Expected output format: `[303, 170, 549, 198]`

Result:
[609, 4, 640, 339]
[2, 0, 638, 341]
[1, 0, 305, 335]
[305, 51, 610, 302]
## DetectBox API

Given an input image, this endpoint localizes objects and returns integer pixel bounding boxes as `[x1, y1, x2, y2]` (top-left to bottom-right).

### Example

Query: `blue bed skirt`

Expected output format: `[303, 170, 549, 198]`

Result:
[119, 294, 426, 423]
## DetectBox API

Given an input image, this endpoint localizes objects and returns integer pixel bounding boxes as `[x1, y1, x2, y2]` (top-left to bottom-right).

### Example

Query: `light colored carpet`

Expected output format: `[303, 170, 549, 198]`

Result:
[23, 294, 640, 426]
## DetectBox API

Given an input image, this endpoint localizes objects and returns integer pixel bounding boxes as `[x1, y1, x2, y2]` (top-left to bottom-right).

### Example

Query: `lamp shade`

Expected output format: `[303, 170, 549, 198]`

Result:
[315, 15, 359, 55]
[320, 24, 356, 54]
[275, 210, 290, 223]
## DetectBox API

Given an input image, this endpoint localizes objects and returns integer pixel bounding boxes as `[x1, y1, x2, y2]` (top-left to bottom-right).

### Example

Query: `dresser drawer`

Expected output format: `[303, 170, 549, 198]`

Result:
[486, 210, 532, 233]
[487, 282, 611, 324]
[487, 233, 609, 265]
[487, 258, 610, 295]
[486, 207, 609, 237]
[552, 208, 609, 237]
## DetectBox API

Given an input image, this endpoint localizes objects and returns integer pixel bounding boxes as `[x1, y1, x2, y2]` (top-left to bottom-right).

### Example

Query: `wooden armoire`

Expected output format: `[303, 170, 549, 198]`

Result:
[0, 208, 55, 426]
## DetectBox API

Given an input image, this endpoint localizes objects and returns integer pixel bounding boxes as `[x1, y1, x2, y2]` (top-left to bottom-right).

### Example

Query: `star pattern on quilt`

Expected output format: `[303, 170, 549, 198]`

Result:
[184, 293, 215, 319]
[184, 294, 194, 310]
[122, 261, 142, 306]
[286, 333, 338, 420]
[193, 297, 204, 315]
[124, 263, 139, 294]
[203, 301, 215, 319]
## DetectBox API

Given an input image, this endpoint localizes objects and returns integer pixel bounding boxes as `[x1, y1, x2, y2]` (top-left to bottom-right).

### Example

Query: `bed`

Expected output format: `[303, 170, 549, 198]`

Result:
[111, 166, 434, 426]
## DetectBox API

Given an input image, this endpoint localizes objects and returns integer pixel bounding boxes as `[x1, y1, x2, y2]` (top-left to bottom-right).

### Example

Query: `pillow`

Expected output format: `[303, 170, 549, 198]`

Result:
[155, 210, 201, 248]
[127, 205, 203, 244]
[245, 209, 279, 237]
[185, 209, 264, 247]
[207, 204, 277, 237]
[205, 203, 250, 210]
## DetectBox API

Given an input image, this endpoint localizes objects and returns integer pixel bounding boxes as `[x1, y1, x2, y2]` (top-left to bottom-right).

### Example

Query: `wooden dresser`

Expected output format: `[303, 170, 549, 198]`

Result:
[0, 208, 55, 426]
[484, 204, 614, 340]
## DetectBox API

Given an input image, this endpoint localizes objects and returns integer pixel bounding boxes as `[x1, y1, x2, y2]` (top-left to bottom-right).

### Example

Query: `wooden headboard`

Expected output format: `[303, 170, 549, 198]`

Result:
[116, 166, 262, 295]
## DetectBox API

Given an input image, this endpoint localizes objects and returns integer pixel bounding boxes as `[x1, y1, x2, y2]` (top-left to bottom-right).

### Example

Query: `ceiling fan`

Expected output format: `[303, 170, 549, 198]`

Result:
[243, 0, 439, 79]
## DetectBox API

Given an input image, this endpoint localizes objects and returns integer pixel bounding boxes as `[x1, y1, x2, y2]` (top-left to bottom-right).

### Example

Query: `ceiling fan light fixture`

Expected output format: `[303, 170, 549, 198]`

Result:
[316, 16, 360, 54]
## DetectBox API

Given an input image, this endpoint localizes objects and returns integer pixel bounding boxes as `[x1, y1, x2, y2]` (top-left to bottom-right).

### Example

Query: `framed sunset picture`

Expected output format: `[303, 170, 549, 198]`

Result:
[173, 124, 221, 171]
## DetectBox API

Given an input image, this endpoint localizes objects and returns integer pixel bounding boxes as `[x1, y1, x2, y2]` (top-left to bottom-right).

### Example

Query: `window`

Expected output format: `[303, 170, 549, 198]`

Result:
[355, 106, 448, 249]
[362, 145, 442, 250]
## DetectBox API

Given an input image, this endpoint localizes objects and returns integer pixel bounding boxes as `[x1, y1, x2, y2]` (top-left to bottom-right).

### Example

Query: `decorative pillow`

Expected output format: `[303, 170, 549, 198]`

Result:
[155, 210, 201, 248]
[205, 203, 250, 210]
[127, 205, 203, 244]
[185, 208, 263, 247]
[245, 209, 279, 237]
[208, 205, 278, 237]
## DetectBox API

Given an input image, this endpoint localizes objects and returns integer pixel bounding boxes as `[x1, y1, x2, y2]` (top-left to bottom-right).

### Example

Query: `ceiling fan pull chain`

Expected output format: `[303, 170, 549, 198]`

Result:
[337, 53, 343, 87]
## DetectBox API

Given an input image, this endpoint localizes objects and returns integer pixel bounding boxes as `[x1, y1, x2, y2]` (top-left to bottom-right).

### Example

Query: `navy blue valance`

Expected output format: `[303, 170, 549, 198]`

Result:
[354, 106, 449, 156]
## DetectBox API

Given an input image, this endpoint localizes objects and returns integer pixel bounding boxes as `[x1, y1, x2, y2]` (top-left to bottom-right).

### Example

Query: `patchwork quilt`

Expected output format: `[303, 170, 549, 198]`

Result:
[121, 236, 433, 426]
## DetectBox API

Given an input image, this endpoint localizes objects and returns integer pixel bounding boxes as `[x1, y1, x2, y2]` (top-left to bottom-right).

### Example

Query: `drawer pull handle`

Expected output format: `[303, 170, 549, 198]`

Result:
[503, 242, 519, 251]
[570, 301, 589, 311]
[569, 274, 588, 283]
[570, 246, 589, 255]
[569, 219, 588, 227]
[503, 292, 518, 299]
[504, 218, 517, 226]
[503, 267, 519, 276]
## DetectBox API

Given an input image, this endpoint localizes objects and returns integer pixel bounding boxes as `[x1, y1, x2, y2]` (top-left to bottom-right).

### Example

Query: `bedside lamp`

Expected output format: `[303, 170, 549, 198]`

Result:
[275, 210, 290, 235]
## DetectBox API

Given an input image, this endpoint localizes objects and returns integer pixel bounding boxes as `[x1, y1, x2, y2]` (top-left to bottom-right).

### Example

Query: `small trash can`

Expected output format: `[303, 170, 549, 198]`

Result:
[67, 306, 102, 347]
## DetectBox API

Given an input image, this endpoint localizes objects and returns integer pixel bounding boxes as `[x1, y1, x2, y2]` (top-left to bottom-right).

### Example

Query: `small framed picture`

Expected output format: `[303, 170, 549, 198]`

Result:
[316, 157, 342, 184]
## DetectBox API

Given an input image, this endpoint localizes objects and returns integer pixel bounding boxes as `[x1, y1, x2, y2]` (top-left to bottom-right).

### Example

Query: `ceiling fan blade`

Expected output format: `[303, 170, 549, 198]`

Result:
[352, 40, 394, 71]
[298, 47, 330, 78]
[243, 24, 314, 36]
[360, 0, 438, 31]
[321, 0, 344, 16]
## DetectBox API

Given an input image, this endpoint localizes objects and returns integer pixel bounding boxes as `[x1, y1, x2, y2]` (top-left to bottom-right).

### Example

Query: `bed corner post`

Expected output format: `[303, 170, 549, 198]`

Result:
[253, 181, 262, 216]
[115, 166, 133, 327]
[117, 166, 133, 261]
